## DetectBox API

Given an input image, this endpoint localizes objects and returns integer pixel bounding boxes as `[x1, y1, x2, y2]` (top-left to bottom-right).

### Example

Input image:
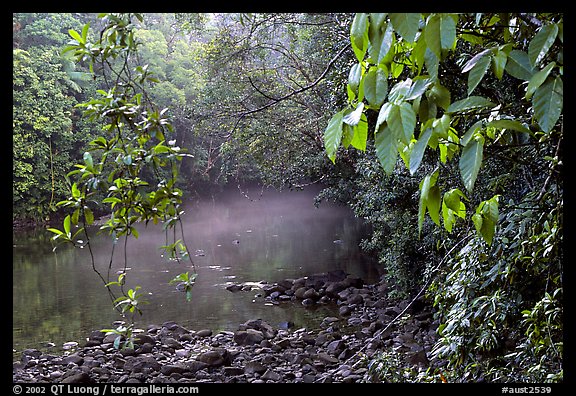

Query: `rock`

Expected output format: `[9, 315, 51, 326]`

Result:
[325, 281, 348, 297]
[316, 353, 339, 365]
[160, 364, 187, 376]
[62, 353, 84, 366]
[161, 337, 183, 349]
[234, 329, 264, 346]
[226, 284, 243, 292]
[244, 361, 266, 375]
[196, 329, 212, 337]
[134, 334, 156, 346]
[326, 340, 345, 355]
[278, 321, 294, 330]
[61, 372, 93, 383]
[303, 288, 320, 301]
[185, 361, 208, 373]
[347, 293, 364, 305]
[339, 305, 352, 316]
[223, 366, 244, 376]
[302, 298, 315, 307]
[261, 368, 282, 382]
[294, 287, 308, 299]
[123, 356, 161, 373]
[196, 348, 230, 367]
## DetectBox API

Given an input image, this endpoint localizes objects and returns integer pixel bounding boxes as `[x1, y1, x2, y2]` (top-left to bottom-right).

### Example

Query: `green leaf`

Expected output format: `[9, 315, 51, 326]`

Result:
[460, 120, 483, 147]
[405, 77, 434, 101]
[462, 49, 491, 73]
[425, 14, 456, 59]
[83, 151, 94, 169]
[375, 124, 398, 174]
[528, 24, 559, 66]
[427, 82, 451, 110]
[364, 67, 388, 108]
[324, 111, 344, 163]
[68, 29, 84, 44]
[350, 113, 368, 151]
[491, 49, 508, 80]
[505, 50, 536, 81]
[348, 63, 362, 94]
[388, 102, 416, 145]
[389, 13, 421, 43]
[84, 207, 94, 226]
[467, 54, 491, 96]
[343, 102, 365, 126]
[459, 135, 484, 193]
[447, 96, 495, 114]
[418, 170, 440, 235]
[525, 61, 556, 99]
[377, 23, 395, 64]
[47, 227, 64, 236]
[71, 182, 81, 199]
[63, 215, 71, 237]
[409, 128, 432, 175]
[388, 79, 412, 104]
[351, 13, 369, 62]
[474, 195, 500, 245]
[533, 76, 563, 133]
[486, 119, 532, 134]
[376, 102, 393, 129]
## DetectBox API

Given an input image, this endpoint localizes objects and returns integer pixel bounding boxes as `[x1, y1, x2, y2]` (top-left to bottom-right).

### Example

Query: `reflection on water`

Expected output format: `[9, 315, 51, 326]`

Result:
[13, 186, 380, 356]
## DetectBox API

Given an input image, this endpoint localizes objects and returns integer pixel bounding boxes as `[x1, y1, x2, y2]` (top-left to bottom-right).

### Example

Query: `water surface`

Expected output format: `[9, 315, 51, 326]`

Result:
[13, 186, 379, 356]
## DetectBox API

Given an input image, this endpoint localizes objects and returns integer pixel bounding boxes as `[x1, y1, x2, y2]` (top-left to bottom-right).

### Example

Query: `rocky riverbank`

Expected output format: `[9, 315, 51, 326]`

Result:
[13, 272, 439, 383]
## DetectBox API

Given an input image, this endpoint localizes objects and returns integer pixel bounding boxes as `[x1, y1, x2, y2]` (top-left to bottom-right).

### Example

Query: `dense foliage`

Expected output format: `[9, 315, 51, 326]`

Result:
[13, 12, 562, 382]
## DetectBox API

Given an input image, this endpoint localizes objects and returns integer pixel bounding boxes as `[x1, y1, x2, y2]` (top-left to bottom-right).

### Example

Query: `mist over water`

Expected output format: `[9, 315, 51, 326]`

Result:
[13, 186, 380, 356]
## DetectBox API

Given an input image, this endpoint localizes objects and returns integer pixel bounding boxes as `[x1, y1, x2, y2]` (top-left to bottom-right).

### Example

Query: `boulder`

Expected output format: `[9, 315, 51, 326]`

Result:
[123, 356, 161, 373]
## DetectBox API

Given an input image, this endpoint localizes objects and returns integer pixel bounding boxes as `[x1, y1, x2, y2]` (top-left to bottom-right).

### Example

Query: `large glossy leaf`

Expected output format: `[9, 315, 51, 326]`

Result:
[364, 67, 388, 107]
[350, 113, 368, 151]
[418, 170, 440, 235]
[459, 135, 484, 193]
[528, 24, 558, 66]
[427, 82, 451, 109]
[462, 48, 491, 73]
[533, 76, 563, 133]
[525, 61, 556, 99]
[348, 63, 362, 94]
[467, 53, 491, 95]
[473, 195, 500, 245]
[377, 23, 395, 64]
[343, 102, 365, 126]
[425, 14, 456, 59]
[505, 50, 536, 81]
[447, 96, 495, 114]
[375, 124, 398, 174]
[409, 128, 432, 175]
[388, 102, 416, 145]
[389, 13, 421, 43]
[351, 13, 369, 62]
[405, 77, 434, 101]
[491, 49, 508, 80]
[324, 111, 344, 163]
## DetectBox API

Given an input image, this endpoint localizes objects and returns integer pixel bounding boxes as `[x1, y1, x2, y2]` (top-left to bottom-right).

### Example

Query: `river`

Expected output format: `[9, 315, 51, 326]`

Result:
[12, 185, 380, 357]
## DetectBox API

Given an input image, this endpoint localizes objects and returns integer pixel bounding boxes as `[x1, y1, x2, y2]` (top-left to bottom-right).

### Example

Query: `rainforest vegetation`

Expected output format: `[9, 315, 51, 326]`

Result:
[13, 12, 563, 382]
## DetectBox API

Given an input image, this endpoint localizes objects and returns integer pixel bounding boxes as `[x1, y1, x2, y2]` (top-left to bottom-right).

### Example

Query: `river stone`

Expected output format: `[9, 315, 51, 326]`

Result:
[234, 329, 264, 346]
[294, 287, 308, 299]
[244, 360, 266, 375]
[196, 348, 230, 367]
[160, 363, 187, 376]
[124, 356, 161, 373]
[196, 329, 212, 337]
[303, 288, 320, 301]
[134, 334, 156, 346]
[61, 371, 93, 383]
[261, 368, 282, 382]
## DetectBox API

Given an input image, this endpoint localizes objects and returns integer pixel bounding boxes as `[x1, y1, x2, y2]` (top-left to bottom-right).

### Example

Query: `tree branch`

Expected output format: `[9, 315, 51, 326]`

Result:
[226, 43, 351, 138]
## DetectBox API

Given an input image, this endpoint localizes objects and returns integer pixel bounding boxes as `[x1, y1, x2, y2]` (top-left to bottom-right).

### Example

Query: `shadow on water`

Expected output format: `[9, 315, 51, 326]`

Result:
[13, 186, 380, 357]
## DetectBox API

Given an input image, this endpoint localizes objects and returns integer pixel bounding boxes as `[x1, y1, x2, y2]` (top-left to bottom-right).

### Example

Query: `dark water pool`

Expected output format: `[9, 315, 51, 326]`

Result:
[13, 186, 380, 357]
